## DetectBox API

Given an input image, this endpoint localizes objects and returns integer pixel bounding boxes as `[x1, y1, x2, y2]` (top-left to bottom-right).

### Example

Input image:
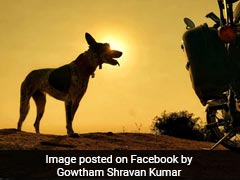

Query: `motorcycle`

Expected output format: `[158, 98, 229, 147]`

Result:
[182, 0, 240, 150]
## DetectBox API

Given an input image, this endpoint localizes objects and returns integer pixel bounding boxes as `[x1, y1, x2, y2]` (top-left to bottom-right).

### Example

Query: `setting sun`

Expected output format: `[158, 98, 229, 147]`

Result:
[100, 35, 126, 54]
[98, 33, 133, 69]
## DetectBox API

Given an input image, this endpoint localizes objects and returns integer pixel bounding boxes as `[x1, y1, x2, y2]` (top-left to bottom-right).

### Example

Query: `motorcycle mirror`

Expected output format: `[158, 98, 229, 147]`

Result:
[184, 18, 196, 29]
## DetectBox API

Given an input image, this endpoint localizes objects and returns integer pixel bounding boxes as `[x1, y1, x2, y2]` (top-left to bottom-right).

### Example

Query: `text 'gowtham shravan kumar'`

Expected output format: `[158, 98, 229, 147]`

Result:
[56, 168, 182, 177]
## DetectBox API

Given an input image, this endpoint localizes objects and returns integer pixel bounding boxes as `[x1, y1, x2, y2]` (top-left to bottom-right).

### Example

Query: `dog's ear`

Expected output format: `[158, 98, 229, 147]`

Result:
[85, 33, 97, 46]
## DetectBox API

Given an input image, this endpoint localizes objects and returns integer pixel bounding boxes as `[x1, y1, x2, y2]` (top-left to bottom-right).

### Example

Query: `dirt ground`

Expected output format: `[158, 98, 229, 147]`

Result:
[0, 128, 226, 150]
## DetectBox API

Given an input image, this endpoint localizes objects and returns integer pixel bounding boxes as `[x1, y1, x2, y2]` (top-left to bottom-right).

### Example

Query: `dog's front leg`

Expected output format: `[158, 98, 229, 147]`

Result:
[65, 101, 80, 138]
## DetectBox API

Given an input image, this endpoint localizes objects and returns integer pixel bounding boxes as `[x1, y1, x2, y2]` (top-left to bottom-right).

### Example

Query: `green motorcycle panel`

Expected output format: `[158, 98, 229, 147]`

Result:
[183, 24, 230, 105]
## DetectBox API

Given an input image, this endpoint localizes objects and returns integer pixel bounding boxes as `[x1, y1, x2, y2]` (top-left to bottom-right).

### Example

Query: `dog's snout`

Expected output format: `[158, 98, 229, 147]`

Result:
[112, 50, 123, 58]
[117, 51, 123, 57]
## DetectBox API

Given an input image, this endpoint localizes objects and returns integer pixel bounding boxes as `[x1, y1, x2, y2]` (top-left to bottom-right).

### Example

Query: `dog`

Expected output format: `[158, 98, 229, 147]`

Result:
[17, 33, 123, 137]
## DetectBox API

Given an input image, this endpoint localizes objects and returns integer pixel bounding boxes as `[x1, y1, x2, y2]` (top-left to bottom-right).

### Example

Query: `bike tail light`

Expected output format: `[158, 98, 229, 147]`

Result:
[218, 25, 237, 43]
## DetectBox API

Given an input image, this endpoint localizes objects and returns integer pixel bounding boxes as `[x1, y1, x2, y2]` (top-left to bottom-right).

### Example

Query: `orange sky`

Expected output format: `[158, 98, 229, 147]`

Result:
[0, 0, 221, 135]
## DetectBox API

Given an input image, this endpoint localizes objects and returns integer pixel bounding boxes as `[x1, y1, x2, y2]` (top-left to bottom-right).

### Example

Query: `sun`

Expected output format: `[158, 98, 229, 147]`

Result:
[98, 32, 133, 68]
[100, 35, 126, 53]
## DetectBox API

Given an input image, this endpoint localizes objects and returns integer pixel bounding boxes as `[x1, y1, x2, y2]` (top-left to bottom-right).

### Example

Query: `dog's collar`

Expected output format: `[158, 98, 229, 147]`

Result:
[75, 51, 103, 67]
[88, 48, 103, 69]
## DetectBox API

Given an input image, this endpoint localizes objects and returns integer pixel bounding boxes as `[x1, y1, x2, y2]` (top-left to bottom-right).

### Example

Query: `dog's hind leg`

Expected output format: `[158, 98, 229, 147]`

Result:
[17, 85, 31, 131]
[32, 91, 46, 134]
[65, 101, 80, 137]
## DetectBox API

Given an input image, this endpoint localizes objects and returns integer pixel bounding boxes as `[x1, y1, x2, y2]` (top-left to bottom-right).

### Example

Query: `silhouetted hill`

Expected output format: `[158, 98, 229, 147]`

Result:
[0, 128, 226, 150]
